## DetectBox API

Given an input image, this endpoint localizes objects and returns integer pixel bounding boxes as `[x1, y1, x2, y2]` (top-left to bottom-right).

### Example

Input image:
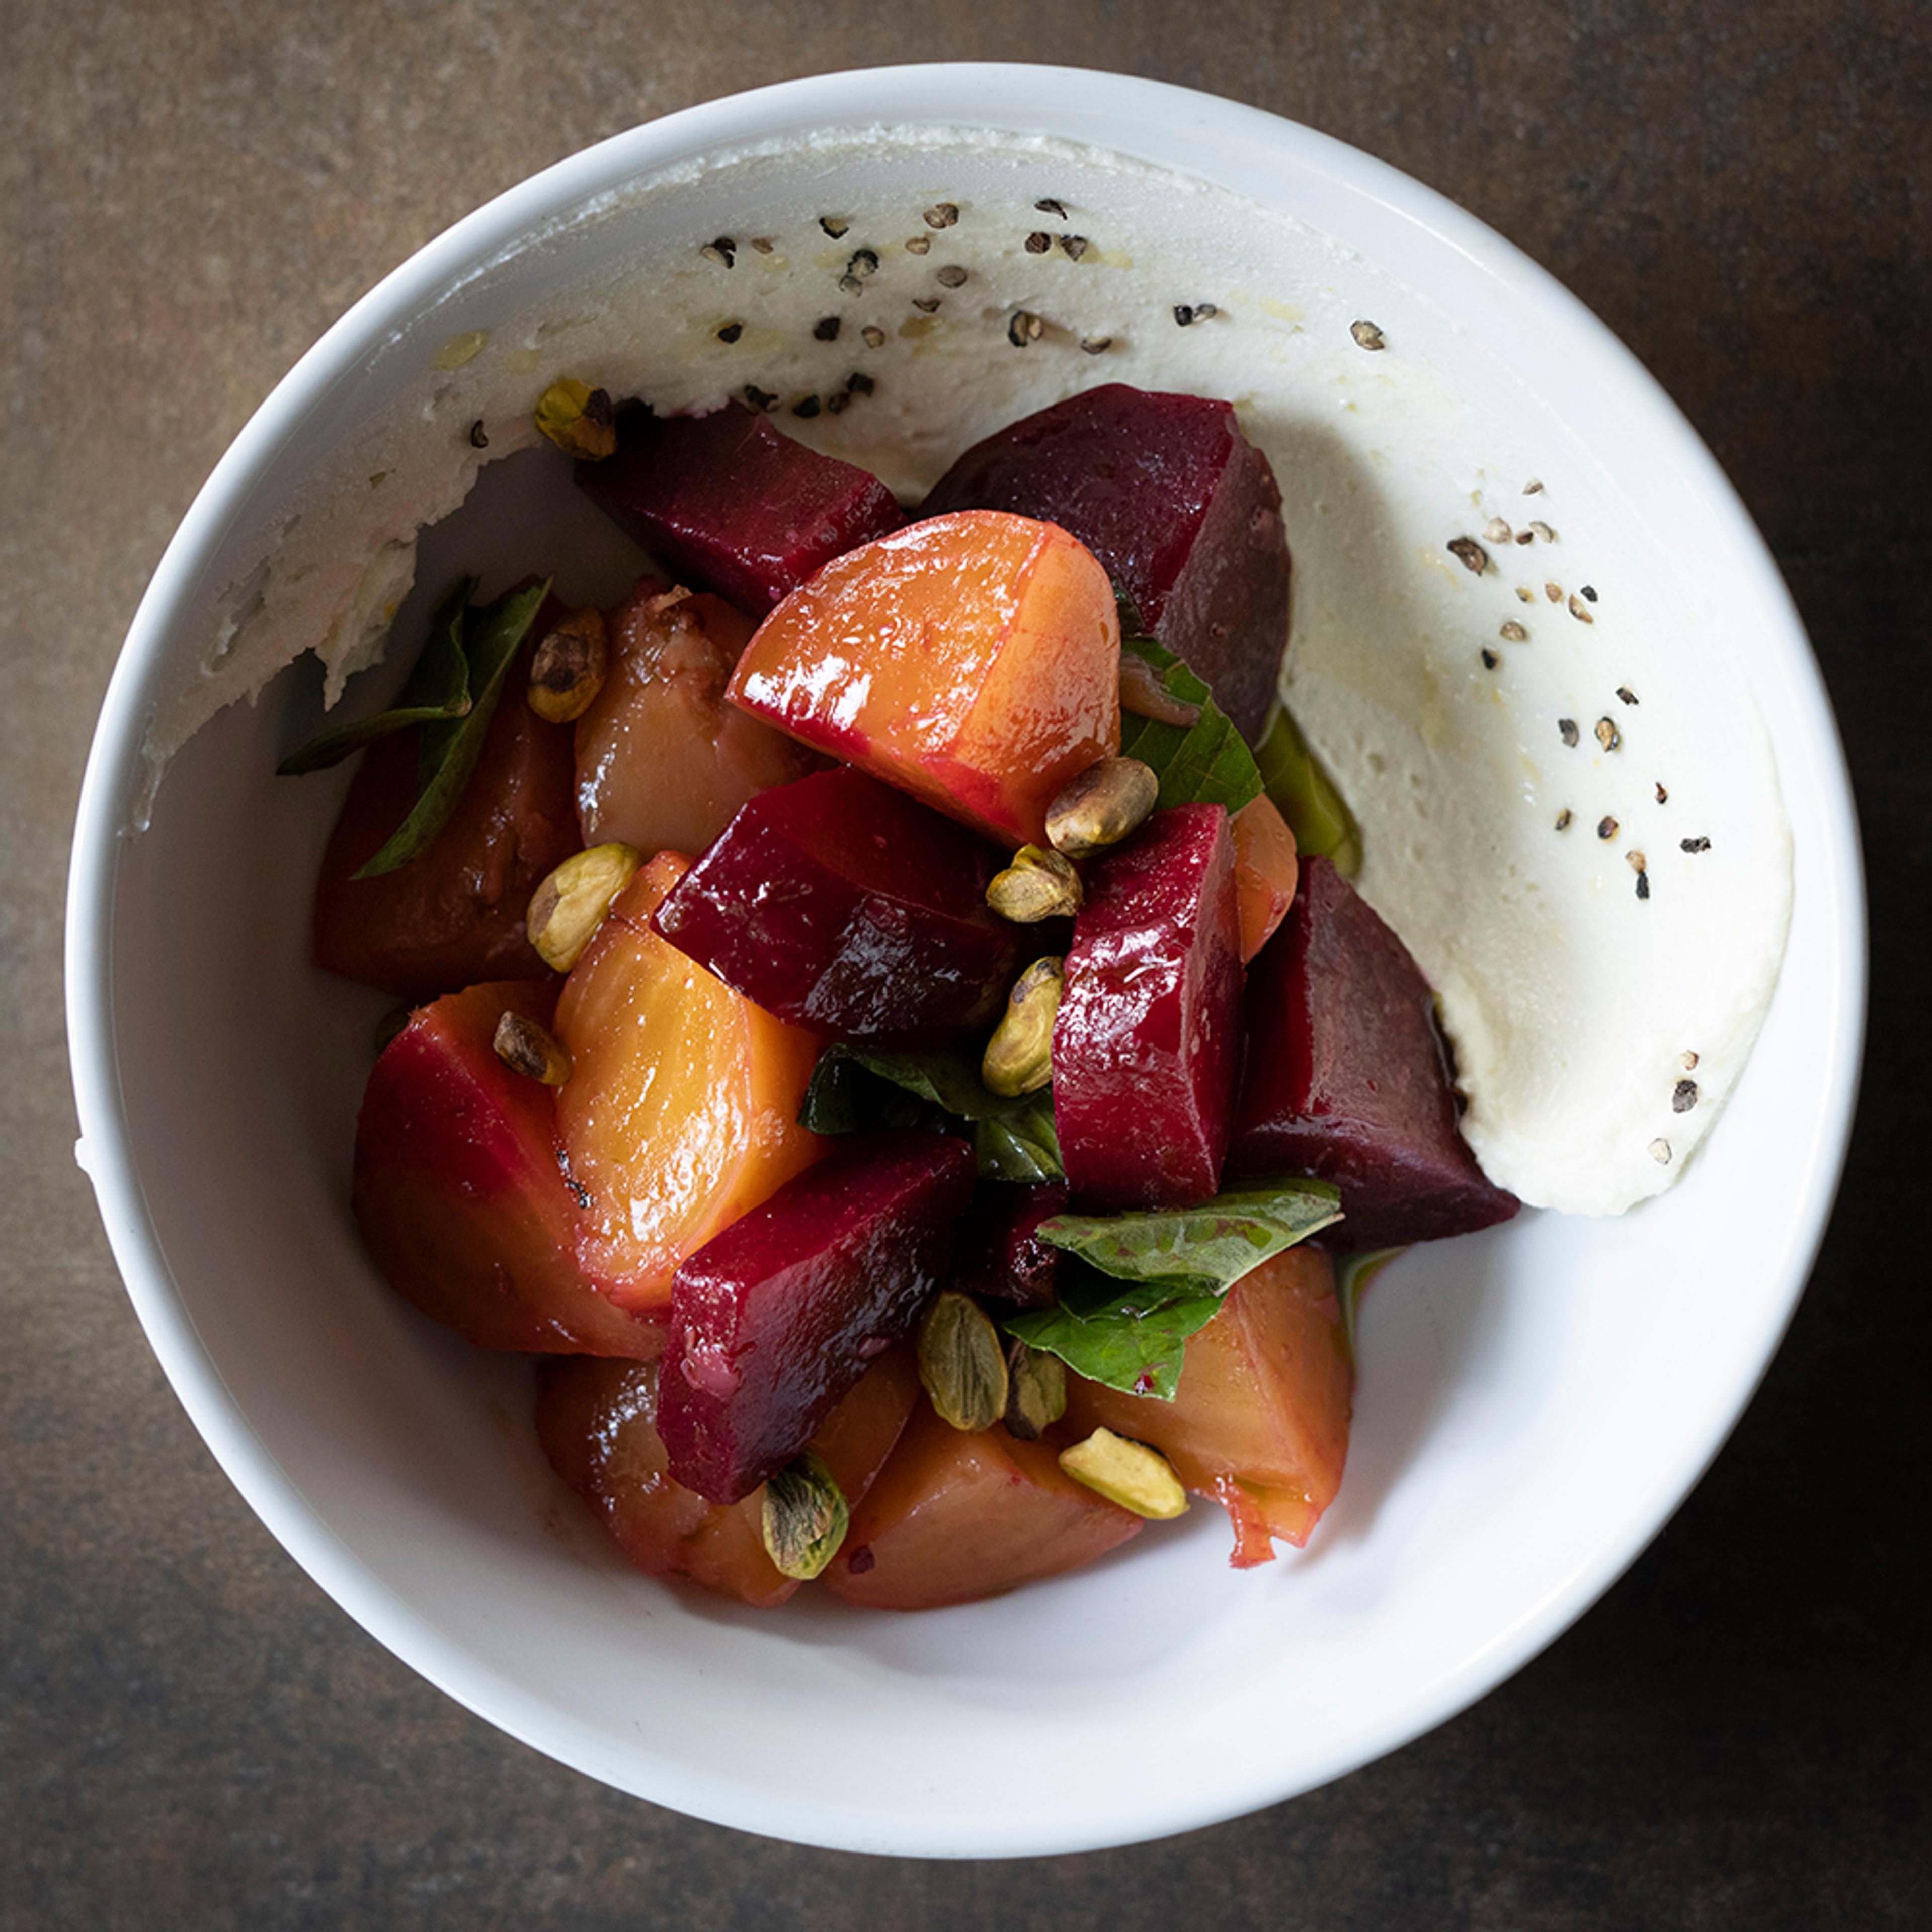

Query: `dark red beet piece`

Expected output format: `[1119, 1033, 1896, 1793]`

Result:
[1052, 804, 1244, 1211]
[920, 384, 1290, 741]
[313, 598, 578, 1000]
[1229, 858, 1519, 1249]
[649, 767, 1022, 1045]
[954, 1183, 1068, 1309]
[658, 1133, 978, 1503]
[578, 406, 903, 615]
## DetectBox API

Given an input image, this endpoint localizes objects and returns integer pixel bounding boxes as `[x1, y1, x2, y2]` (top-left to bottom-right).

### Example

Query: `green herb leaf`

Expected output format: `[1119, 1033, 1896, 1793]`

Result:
[1037, 1178, 1342, 1296]
[353, 578, 552, 879]
[974, 1093, 1062, 1184]
[796, 1044, 1065, 1181]
[276, 579, 477, 775]
[1115, 633, 1265, 814]
[1004, 1177, 1343, 1397]
[1255, 703, 1362, 875]
[1332, 1245, 1406, 1358]
[1004, 1275, 1225, 1400]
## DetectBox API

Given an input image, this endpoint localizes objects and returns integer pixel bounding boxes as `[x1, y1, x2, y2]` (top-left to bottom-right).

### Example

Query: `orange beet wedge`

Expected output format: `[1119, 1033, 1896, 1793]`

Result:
[727, 510, 1121, 847]
[554, 851, 826, 1313]
[1061, 1246, 1353, 1564]
[537, 1345, 921, 1608]
[1231, 794, 1300, 964]
[824, 1402, 1142, 1610]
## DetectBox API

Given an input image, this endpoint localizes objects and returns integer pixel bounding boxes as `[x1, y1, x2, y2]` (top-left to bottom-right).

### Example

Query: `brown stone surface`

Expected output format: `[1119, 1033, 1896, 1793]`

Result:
[3, 2, 1927, 1926]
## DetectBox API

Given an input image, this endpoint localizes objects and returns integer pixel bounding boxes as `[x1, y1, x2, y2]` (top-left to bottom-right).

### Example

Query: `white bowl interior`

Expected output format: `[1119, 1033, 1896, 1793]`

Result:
[68, 68, 1863, 1857]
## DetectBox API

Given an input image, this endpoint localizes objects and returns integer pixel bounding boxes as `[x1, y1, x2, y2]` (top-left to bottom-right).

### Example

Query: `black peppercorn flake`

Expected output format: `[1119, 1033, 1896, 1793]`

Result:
[1672, 1078, 1699, 1113]
[1655, 781, 1669, 804]
[1580, 584, 1599, 602]
[1350, 319, 1386, 350]
[1174, 305, 1196, 326]
[1035, 198, 1069, 218]
[1598, 815, 1619, 840]
[791, 395, 821, 419]
[1636, 871, 1651, 900]
[847, 249, 879, 280]
[826, 390, 851, 415]
[1481, 648, 1500, 669]
[1025, 231, 1052, 254]
[468, 419, 489, 449]
[741, 384, 776, 414]
[1515, 530, 1535, 545]
[1060, 234, 1089, 260]
[819, 216, 850, 238]
[1079, 336, 1113, 355]
[1448, 537, 1491, 575]
[1559, 717, 1580, 747]
[1681, 836, 1712, 853]
[845, 371, 875, 396]
[715, 321, 743, 344]
[1555, 808, 1573, 831]
[813, 316, 841, 342]
[1617, 685, 1638, 705]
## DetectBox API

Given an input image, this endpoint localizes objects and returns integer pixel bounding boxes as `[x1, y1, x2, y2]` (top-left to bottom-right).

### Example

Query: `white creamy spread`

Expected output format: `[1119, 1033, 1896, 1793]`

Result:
[145, 127, 1791, 1217]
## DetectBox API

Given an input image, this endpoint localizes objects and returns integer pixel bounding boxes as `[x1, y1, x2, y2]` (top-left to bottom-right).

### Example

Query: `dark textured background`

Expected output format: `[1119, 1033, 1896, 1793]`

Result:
[4, 3, 1927, 1926]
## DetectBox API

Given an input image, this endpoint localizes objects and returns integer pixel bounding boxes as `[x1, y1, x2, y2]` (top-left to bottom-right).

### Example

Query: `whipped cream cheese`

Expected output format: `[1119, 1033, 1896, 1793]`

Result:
[144, 127, 1791, 1217]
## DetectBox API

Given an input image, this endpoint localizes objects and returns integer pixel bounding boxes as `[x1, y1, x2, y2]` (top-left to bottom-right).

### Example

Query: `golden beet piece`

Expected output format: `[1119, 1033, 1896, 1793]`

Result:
[554, 850, 826, 1312]
[575, 578, 817, 858]
[536, 1345, 921, 1609]
[728, 510, 1121, 847]
[1231, 793, 1300, 963]
[1061, 1246, 1352, 1563]
[824, 1401, 1142, 1610]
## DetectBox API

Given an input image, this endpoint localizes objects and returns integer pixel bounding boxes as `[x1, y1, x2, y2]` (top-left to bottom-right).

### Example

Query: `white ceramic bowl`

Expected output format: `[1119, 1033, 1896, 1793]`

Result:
[66, 66, 1864, 1857]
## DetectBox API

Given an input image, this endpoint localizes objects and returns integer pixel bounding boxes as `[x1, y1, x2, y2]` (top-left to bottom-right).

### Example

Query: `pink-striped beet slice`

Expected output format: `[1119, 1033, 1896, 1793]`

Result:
[578, 405, 903, 614]
[1051, 804, 1244, 1210]
[920, 384, 1290, 741]
[649, 767, 1022, 1045]
[1228, 857, 1519, 1248]
[659, 1132, 978, 1504]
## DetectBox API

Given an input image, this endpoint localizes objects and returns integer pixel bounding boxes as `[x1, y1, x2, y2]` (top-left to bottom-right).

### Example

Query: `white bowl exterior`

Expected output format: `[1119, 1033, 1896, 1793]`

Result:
[67, 66, 1865, 1857]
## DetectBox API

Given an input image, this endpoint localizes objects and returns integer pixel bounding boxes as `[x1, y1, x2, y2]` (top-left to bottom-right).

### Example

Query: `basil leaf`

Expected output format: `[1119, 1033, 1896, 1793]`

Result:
[1254, 704, 1362, 876]
[1115, 634, 1264, 814]
[1332, 1245, 1406, 1357]
[1005, 1275, 1224, 1400]
[975, 1094, 1062, 1184]
[354, 579, 552, 879]
[276, 578, 476, 775]
[797, 1044, 1065, 1182]
[1036, 1178, 1342, 1297]
[1006, 1178, 1343, 1398]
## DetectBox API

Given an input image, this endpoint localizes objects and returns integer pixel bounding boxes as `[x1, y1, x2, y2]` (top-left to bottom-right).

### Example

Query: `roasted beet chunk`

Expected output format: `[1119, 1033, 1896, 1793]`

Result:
[649, 767, 1023, 1045]
[1228, 858, 1519, 1248]
[954, 1182, 1068, 1308]
[578, 406, 903, 614]
[921, 384, 1290, 741]
[658, 1133, 977, 1504]
[1052, 804, 1245, 1210]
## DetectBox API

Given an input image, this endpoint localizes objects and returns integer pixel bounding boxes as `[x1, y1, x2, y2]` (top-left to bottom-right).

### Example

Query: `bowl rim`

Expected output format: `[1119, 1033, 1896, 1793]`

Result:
[65, 61, 1867, 1856]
